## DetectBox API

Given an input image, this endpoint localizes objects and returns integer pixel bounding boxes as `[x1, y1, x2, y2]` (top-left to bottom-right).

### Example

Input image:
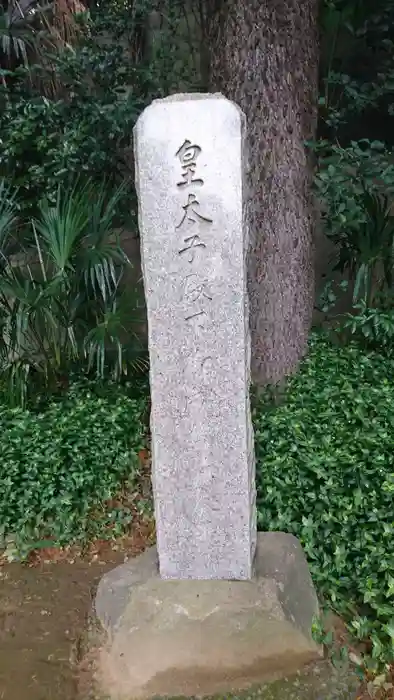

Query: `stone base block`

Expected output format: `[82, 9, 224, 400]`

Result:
[93, 532, 323, 699]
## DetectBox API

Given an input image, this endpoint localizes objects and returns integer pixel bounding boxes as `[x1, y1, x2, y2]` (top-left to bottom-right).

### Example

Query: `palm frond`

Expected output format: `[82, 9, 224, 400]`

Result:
[0, 177, 147, 405]
[0, 180, 19, 255]
[33, 182, 91, 272]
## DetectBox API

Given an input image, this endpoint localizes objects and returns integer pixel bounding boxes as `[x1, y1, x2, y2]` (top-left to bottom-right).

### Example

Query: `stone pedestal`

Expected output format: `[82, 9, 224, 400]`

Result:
[92, 533, 324, 700]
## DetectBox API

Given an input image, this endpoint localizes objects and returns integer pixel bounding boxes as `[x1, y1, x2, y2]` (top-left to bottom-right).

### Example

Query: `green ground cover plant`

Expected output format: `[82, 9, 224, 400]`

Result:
[255, 333, 394, 671]
[0, 377, 148, 558]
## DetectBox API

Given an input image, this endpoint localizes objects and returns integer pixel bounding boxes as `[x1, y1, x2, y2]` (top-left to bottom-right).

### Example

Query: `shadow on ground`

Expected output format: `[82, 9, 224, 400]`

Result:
[0, 552, 126, 699]
[0, 513, 155, 700]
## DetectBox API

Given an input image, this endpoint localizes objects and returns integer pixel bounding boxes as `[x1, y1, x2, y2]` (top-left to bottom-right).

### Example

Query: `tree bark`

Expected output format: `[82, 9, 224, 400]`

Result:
[206, 0, 319, 386]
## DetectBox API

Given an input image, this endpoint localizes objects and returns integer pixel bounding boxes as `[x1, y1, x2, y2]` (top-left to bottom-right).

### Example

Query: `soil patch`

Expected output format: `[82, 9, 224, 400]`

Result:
[0, 522, 154, 700]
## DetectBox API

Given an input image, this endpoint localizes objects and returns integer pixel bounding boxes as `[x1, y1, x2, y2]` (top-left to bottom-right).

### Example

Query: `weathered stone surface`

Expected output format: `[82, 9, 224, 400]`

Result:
[93, 533, 323, 699]
[134, 93, 256, 580]
[95, 546, 159, 631]
[236, 664, 359, 700]
[84, 662, 359, 700]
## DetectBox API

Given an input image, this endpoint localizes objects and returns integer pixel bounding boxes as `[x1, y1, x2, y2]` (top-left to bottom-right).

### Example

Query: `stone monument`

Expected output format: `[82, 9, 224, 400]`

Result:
[135, 92, 256, 580]
[92, 95, 332, 700]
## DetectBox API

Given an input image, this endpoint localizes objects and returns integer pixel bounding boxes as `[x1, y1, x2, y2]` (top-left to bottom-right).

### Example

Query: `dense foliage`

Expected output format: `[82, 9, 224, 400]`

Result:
[0, 378, 148, 558]
[0, 0, 153, 404]
[255, 334, 394, 669]
[0, 1, 155, 218]
[0, 178, 147, 406]
[315, 0, 394, 344]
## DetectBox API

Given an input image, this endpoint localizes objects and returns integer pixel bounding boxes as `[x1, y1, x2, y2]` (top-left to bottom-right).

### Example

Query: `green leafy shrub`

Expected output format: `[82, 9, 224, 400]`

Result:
[316, 281, 394, 352]
[0, 378, 148, 556]
[0, 71, 141, 219]
[342, 300, 394, 351]
[0, 178, 148, 407]
[314, 0, 394, 347]
[255, 333, 394, 669]
[0, 2, 155, 218]
[313, 140, 394, 266]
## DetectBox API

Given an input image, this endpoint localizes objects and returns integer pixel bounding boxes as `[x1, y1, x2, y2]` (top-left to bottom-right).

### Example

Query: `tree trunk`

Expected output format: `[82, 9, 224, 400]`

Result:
[206, 0, 319, 387]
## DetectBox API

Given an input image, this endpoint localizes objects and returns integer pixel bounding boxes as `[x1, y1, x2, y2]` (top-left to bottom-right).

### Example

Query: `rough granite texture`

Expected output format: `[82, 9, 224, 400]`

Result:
[134, 93, 256, 580]
[93, 533, 326, 700]
[84, 666, 359, 700]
